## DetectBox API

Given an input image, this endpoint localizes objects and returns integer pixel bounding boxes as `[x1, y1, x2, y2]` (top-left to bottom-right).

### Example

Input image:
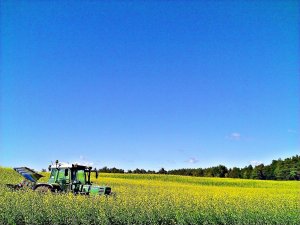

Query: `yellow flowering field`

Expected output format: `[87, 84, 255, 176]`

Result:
[0, 167, 299, 225]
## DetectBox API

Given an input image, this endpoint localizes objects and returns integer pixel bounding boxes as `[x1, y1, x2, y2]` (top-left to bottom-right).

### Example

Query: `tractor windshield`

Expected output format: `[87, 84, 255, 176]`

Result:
[48, 168, 70, 184]
[50, 169, 57, 179]
[48, 168, 58, 184]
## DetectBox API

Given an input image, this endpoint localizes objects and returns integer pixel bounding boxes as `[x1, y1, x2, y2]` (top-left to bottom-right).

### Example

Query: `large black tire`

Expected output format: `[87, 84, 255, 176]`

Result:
[107, 192, 117, 199]
[34, 185, 52, 193]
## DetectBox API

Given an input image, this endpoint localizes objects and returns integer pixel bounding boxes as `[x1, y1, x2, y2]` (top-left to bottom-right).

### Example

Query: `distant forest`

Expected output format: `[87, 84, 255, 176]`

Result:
[97, 155, 300, 181]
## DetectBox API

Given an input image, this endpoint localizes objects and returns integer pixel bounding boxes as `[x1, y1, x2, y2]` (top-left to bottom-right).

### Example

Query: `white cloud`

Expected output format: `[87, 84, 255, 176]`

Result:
[228, 132, 241, 140]
[250, 160, 263, 166]
[186, 157, 199, 164]
[74, 155, 95, 167]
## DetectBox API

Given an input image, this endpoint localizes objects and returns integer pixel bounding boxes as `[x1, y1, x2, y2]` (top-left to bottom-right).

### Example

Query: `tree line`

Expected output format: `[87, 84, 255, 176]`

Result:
[97, 155, 300, 180]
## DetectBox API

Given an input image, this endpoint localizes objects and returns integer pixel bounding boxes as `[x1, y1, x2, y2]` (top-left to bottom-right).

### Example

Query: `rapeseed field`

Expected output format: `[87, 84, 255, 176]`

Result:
[0, 167, 299, 224]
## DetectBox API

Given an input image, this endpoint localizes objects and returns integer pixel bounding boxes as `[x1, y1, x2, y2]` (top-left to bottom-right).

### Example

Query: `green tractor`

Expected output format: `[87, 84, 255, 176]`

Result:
[9, 160, 111, 196]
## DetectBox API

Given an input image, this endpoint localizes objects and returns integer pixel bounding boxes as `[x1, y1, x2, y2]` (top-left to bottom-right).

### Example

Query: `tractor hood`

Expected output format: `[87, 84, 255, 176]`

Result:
[14, 167, 44, 182]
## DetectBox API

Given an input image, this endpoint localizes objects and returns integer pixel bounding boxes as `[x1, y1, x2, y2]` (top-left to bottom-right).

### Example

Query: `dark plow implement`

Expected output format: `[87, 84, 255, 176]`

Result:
[6, 167, 43, 190]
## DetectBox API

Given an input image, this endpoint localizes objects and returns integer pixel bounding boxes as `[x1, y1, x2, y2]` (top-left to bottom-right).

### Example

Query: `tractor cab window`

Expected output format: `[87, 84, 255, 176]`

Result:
[50, 168, 69, 178]
[57, 169, 66, 179]
[76, 170, 86, 184]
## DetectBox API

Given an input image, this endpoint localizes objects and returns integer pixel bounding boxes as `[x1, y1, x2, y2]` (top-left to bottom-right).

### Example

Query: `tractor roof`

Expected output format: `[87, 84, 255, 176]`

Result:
[49, 162, 92, 170]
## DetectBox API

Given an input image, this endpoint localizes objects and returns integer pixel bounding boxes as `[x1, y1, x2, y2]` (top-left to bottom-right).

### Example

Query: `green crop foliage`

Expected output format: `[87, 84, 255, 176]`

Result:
[0, 167, 299, 225]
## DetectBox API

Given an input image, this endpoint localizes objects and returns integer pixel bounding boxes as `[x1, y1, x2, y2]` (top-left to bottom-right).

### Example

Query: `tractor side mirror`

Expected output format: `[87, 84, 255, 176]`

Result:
[64, 169, 68, 176]
[48, 165, 51, 171]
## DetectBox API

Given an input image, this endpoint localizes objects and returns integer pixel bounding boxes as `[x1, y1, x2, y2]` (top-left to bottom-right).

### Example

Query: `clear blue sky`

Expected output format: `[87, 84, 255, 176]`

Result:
[1, 1, 299, 171]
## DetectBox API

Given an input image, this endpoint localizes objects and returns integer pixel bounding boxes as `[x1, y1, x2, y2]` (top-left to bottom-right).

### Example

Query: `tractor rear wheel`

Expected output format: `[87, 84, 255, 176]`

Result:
[34, 185, 51, 193]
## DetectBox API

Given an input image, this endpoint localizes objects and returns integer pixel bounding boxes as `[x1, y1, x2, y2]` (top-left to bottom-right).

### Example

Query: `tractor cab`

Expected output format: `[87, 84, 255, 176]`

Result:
[48, 161, 100, 192]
